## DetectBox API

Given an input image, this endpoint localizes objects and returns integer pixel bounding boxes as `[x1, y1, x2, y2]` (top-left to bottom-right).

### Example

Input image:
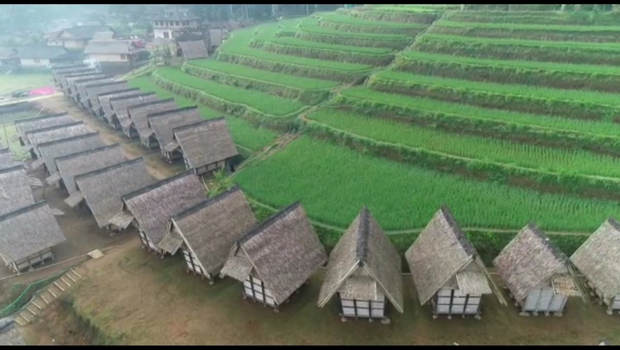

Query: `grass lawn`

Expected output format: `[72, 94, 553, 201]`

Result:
[0, 74, 53, 95]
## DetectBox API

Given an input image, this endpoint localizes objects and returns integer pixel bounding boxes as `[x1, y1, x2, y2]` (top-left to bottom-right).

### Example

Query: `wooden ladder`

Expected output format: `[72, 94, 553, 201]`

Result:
[13, 268, 83, 327]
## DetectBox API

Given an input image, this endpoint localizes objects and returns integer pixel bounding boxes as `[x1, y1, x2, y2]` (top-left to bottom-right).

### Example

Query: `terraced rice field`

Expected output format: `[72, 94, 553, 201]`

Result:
[132, 5, 620, 255]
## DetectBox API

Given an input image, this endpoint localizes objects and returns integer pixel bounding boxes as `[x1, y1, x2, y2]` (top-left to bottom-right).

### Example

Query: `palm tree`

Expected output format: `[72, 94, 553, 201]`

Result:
[209, 168, 234, 197]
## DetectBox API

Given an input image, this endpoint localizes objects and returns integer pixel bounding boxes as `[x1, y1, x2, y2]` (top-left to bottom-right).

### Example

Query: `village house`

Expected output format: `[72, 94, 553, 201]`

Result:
[178, 40, 209, 60]
[127, 99, 179, 142]
[152, 7, 201, 40]
[405, 206, 505, 320]
[0, 149, 18, 170]
[170, 118, 238, 175]
[53, 144, 126, 196]
[158, 186, 257, 283]
[83, 32, 148, 75]
[83, 81, 129, 115]
[108, 93, 159, 131]
[24, 122, 91, 160]
[110, 171, 207, 251]
[71, 158, 154, 229]
[0, 201, 66, 273]
[570, 218, 620, 315]
[144, 106, 202, 159]
[494, 223, 584, 317]
[34, 132, 104, 179]
[13, 112, 74, 147]
[45, 25, 115, 49]
[0, 166, 36, 217]
[14, 45, 78, 68]
[220, 202, 327, 312]
[96, 88, 142, 119]
[317, 207, 404, 323]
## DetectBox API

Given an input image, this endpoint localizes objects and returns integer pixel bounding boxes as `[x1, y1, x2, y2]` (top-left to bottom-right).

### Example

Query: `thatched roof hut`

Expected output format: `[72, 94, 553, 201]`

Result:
[570, 218, 620, 314]
[0, 201, 66, 272]
[14, 113, 74, 146]
[178, 40, 209, 59]
[108, 93, 159, 131]
[75, 77, 115, 107]
[73, 158, 154, 228]
[54, 68, 96, 91]
[171, 118, 238, 175]
[220, 202, 327, 310]
[64, 73, 105, 96]
[159, 186, 256, 281]
[54, 144, 125, 195]
[127, 98, 178, 144]
[405, 206, 501, 319]
[0, 166, 35, 216]
[52, 65, 91, 83]
[33, 132, 105, 176]
[0, 148, 18, 170]
[494, 223, 583, 316]
[25, 121, 91, 159]
[112, 171, 207, 249]
[317, 207, 404, 320]
[84, 81, 130, 114]
[97, 88, 142, 120]
[145, 106, 202, 153]
[0, 318, 25, 345]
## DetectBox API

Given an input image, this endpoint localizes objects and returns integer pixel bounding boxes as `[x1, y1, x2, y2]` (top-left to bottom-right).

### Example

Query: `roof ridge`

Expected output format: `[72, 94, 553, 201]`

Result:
[356, 207, 370, 265]
[96, 88, 140, 98]
[123, 170, 196, 201]
[24, 121, 83, 135]
[63, 72, 100, 79]
[73, 77, 112, 85]
[606, 217, 620, 231]
[14, 112, 69, 124]
[54, 143, 121, 163]
[37, 132, 99, 148]
[526, 222, 567, 261]
[85, 81, 127, 89]
[147, 106, 198, 119]
[238, 201, 302, 244]
[109, 92, 155, 102]
[172, 185, 241, 221]
[0, 201, 47, 222]
[74, 157, 143, 181]
[172, 117, 226, 133]
[127, 98, 175, 111]
[0, 165, 25, 175]
[439, 204, 476, 256]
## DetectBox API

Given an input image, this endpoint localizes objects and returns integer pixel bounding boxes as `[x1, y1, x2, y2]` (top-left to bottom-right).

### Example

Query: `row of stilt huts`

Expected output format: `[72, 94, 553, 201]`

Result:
[2, 63, 617, 323]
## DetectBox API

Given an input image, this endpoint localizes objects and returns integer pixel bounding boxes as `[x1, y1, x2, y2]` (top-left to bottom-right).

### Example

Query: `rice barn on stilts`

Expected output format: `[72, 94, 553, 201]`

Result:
[96, 88, 142, 120]
[220, 202, 327, 312]
[169, 118, 238, 175]
[570, 218, 620, 315]
[144, 106, 202, 161]
[126, 98, 178, 146]
[108, 93, 159, 131]
[53, 67, 96, 93]
[110, 171, 207, 254]
[405, 206, 506, 320]
[13, 113, 74, 154]
[494, 223, 585, 317]
[72, 158, 154, 230]
[25, 121, 91, 162]
[0, 201, 66, 273]
[54, 144, 126, 205]
[83, 81, 130, 117]
[158, 186, 256, 283]
[64, 73, 105, 100]
[317, 207, 404, 323]
[0, 165, 37, 216]
[72, 77, 114, 107]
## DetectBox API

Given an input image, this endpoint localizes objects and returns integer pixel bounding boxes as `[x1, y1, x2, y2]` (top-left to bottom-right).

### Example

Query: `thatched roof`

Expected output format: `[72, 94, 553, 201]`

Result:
[109, 93, 159, 130]
[0, 149, 18, 170]
[55, 144, 125, 195]
[571, 218, 620, 300]
[14, 113, 74, 144]
[0, 318, 25, 345]
[52, 66, 93, 82]
[75, 78, 116, 102]
[172, 118, 238, 169]
[126, 99, 178, 140]
[84, 81, 129, 110]
[64, 73, 105, 93]
[98, 89, 143, 121]
[164, 186, 256, 277]
[0, 201, 66, 265]
[405, 206, 491, 305]
[74, 158, 154, 228]
[179, 40, 209, 59]
[146, 106, 202, 148]
[36, 132, 104, 174]
[317, 207, 403, 311]
[220, 202, 327, 305]
[0, 166, 35, 217]
[25, 122, 91, 155]
[494, 223, 578, 302]
[120, 171, 207, 245]
[14, 45, 71, 60]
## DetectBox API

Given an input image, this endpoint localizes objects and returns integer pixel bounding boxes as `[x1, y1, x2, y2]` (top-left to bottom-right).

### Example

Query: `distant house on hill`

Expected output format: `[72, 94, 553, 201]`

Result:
[84, 33, 147, 64]
[45, 25, 115, 49]
[14, 45, 78, 68]
[152, 7, 201, 40]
